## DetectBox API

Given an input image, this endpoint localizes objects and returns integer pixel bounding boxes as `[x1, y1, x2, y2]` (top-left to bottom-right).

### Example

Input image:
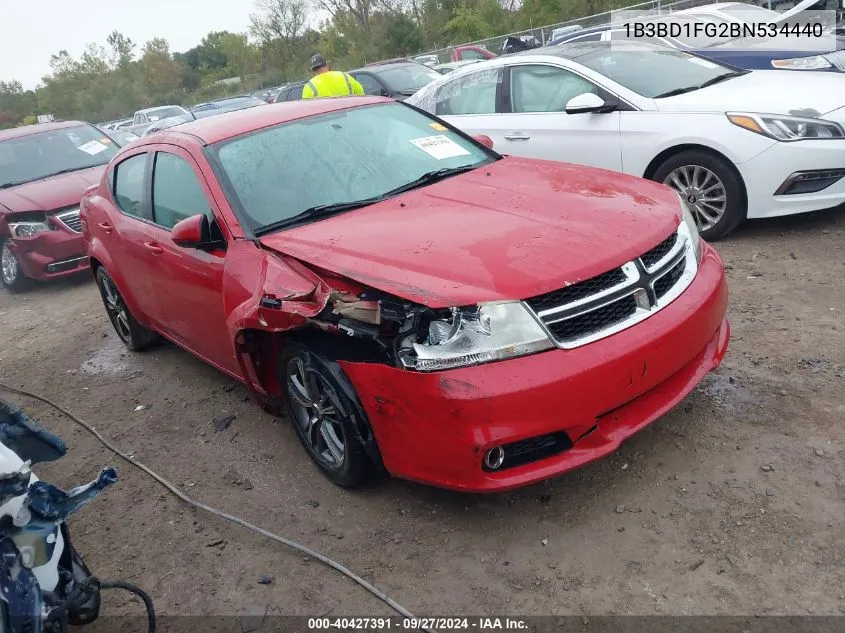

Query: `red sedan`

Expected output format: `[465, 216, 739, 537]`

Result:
[0, 122, 119, 292]
[81, 97, 729, 492]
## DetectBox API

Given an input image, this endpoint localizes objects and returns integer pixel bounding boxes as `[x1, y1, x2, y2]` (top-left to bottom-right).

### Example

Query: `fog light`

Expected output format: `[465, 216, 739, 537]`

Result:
[483, 446, 505, 470]
[47, 264, 56, 272]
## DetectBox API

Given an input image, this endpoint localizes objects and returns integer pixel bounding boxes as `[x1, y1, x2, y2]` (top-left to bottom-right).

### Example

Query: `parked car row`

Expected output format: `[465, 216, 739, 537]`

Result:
[547, 1, 845, 71]
[407, 39, 845, 239]
[1, 0, 840, 495]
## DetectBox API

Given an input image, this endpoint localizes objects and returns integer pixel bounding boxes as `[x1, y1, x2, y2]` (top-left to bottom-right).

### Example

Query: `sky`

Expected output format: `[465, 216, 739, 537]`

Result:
[0, 0, 258, 89]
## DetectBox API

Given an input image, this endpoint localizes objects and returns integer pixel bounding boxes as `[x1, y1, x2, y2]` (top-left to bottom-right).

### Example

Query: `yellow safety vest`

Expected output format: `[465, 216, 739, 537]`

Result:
[302, 71, 365, 99]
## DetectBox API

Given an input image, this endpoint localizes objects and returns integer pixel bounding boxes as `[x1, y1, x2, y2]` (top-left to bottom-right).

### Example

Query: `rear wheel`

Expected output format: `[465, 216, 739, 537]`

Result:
[279, 341, 372, 488]
[651, 150, 745, 241]
[0, 238, 31, 293]
[95, 267, 159, 351]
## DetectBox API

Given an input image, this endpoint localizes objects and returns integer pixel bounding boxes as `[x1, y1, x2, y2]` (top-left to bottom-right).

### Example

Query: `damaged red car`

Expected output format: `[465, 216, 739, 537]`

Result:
[0, 122, 119, 292]
[80, 97, 729, 492]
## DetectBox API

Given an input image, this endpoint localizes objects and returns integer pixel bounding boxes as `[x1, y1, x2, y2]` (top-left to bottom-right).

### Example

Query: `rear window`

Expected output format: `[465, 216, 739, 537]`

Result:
[0, 124, 119, 189]
[146, 107, 185, 121]
[374, 64, 443, 92]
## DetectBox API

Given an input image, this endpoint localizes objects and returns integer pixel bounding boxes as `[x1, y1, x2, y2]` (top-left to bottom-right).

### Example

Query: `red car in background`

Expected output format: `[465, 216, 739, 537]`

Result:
[0, 122, 119, 292]
[81, 97, 729, 492]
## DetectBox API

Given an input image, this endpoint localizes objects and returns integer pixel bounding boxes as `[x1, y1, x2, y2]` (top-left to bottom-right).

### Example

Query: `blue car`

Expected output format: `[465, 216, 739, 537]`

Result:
[547, 9, 845, 72]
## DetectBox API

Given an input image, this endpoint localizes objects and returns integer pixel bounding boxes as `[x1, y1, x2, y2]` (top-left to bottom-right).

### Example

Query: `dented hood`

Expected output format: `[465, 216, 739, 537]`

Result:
[0, 165, 105, 215]
[259, 157, 681, 307]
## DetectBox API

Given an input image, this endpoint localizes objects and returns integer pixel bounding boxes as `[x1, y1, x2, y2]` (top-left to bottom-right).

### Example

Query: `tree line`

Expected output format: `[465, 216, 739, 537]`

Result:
[0, 0, 639, 128]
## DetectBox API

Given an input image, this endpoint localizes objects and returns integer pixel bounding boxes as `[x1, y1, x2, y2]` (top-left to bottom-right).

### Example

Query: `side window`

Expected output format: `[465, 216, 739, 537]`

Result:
[570, 32, 604, 42]
[434, 67, 502, 116]
[510, 64, 599, 113]
[461, 50, 486, 61]
[286, 85, 303, 101]
[151, 152, 211, 230]
[113, 154, 148, 218]
[355, 74, 384, 96]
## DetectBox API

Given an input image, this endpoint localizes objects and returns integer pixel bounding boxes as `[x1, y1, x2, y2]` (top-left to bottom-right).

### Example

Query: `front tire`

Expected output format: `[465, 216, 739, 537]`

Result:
[0, 238, 32, 293]
[95, 267, 159, 351]
[651, 150, 745, 241]
[279, 341, 372, 488]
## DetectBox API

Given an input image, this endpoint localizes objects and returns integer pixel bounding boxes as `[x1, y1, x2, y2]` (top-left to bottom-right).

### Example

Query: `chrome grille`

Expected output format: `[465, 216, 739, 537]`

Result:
[55, 209, 82, 233]
[526, 267, 626, 311]
[825, 50, 845, 71]
[524, 223, 698, 349]
[641, 233, 677, 269]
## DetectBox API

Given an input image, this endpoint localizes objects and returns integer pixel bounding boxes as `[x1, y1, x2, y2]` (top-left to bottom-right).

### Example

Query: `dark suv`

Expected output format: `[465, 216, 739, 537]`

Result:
[0, 122, 118, 292]
[272, 81, 308, 102]
[349, 62, 443, 99]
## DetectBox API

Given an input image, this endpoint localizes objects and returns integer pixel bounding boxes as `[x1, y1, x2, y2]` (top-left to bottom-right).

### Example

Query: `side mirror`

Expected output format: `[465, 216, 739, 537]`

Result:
[565, 92, 611, 114]
[171, 213, 224, 251]
[473, 134, 494, 149]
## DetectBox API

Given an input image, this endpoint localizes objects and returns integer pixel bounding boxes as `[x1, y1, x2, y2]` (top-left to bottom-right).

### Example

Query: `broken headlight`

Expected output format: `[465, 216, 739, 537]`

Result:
[8, 220, 51, 238]
[400, 301, 554, 371]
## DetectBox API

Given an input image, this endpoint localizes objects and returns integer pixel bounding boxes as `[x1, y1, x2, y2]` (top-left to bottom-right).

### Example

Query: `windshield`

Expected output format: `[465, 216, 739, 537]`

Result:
[146, 106, 185, 121]
[0, 124, 119, 188]
[375, 64, 443, 92]
[577, 47, 737, 98]
[210, 102, 494, 233]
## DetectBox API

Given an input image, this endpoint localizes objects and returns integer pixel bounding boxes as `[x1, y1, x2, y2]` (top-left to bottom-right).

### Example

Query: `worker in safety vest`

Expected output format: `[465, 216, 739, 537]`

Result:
[301, 54, 365, 99]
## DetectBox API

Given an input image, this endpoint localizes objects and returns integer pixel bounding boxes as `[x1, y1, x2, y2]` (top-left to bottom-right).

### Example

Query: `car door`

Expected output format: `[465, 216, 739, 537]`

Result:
[430, 63, 623, 171]
[144, 146, 240, 375]
[429, 65, 508, 142]
[497, 62, 623, 171]
[102, 151, 167, 325]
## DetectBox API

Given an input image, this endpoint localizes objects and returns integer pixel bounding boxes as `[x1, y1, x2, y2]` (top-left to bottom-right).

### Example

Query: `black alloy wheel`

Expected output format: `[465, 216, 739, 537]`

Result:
[279, 341, 371, 488]
[95, 267, 159, 351]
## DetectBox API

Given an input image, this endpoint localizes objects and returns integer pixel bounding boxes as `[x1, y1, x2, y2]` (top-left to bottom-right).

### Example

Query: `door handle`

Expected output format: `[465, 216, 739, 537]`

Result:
[98, 222, 113, 234]
[144, 241, 164, 256]
[504, 134, 531, 141]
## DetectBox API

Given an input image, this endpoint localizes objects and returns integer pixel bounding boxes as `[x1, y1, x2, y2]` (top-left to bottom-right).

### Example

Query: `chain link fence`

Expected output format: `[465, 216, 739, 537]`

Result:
[412, 0, 767, 63]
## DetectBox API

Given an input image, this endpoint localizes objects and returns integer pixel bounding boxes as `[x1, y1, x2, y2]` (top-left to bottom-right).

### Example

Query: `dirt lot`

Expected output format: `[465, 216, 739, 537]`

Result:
[0, 210, 843, 623]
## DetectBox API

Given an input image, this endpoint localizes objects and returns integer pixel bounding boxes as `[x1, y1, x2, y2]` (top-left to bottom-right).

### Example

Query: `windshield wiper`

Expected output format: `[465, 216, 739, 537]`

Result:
[254, 164, 481, 236]
[254, 198, 383, 236]
[0, 180, 31, 190]
[653, 71, 745, 98]
[696, 71, 746, 89]
[0, 166, 95, 189]
[378, 165, 480, 197]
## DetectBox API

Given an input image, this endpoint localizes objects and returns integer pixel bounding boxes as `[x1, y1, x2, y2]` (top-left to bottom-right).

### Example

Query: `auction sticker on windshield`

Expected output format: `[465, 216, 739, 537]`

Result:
[78, 140, 109, 156]
[410, 135, 471, 160]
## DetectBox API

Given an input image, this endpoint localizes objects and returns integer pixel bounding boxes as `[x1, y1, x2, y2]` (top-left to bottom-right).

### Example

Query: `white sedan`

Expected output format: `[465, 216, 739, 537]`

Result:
[407, 41, 845, 239]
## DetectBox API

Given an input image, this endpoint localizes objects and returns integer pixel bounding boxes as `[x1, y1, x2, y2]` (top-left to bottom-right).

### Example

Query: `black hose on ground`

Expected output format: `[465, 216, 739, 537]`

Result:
[0, 382, 435, 633]
[45, 576, 156, 633]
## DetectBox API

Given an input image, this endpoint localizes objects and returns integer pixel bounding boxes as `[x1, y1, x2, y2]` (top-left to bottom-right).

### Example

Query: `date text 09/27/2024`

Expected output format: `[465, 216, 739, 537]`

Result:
[308, 618, 529, 630]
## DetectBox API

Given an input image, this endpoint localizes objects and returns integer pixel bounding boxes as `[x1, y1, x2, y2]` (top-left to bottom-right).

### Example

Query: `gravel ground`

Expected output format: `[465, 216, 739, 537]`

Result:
[0, 210, 843, 625]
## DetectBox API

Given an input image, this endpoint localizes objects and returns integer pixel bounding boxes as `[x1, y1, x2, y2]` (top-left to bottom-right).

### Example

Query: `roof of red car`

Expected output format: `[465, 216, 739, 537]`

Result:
[0, 120, 88, 142]
[170, 96, 392, 145]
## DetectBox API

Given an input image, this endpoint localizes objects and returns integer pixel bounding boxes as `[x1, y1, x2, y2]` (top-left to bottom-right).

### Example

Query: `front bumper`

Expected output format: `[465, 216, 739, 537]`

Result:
[341, 243, 729, 492]
[741, 137, 845, 219]
[7, 230, 88, 281]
